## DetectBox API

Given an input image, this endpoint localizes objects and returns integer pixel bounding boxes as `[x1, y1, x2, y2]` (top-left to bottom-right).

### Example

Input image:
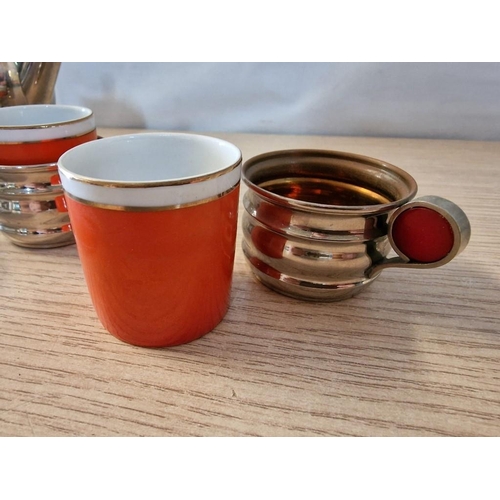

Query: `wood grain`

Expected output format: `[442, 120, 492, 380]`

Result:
[1, 129, 499, 436]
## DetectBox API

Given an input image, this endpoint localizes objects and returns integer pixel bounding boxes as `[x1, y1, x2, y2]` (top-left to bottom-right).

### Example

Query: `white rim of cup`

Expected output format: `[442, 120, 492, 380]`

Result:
[58, 132, 242, 211]
[0, 105, 95, 143]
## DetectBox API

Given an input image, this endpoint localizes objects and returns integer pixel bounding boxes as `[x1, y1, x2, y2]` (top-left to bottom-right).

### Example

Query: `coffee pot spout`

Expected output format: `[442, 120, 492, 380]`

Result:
[0, 62, 61, 107]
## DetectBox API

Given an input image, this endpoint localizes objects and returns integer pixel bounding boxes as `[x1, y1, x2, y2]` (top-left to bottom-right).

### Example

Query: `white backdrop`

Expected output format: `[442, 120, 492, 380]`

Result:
[55, 62, 500, 141]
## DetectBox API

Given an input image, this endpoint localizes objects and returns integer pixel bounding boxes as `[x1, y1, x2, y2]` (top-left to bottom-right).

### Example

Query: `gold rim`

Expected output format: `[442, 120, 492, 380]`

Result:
[64, 183, 240, 211]
[59, 158, 242, 189]
[0, 128, 96, 146]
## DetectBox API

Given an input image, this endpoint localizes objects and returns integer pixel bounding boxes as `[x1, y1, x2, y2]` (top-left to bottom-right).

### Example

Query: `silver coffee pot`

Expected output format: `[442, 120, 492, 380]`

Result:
[0, 62, 61, 107]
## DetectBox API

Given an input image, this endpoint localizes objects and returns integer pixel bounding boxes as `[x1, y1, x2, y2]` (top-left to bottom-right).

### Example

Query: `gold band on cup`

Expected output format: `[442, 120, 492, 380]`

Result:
[64, 182, 240, 212]
[0, 129, 96, 146]
[57, 132, 243, 210]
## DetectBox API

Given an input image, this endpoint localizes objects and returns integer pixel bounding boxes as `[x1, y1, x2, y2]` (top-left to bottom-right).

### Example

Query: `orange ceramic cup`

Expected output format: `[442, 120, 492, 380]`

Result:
[58, 133, 242, 347]
[0, 104, 97, 165]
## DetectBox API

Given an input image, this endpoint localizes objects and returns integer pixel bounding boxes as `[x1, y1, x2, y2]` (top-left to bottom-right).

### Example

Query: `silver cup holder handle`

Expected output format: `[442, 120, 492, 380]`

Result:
[367, 195, 471, 278]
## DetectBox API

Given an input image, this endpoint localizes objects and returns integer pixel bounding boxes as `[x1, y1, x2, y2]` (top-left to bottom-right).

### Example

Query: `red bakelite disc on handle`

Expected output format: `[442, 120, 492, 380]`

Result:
[391, 207, 455, 263]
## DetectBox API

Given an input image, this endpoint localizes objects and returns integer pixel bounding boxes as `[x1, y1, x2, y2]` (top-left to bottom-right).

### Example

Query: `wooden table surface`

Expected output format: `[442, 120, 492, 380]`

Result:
[1, 128, 499, 437]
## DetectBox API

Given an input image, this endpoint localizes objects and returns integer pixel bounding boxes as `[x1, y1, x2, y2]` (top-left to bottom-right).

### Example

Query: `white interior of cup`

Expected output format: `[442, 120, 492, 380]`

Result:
[0, 105, 95, 142]
[58, 133, 242, 208]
